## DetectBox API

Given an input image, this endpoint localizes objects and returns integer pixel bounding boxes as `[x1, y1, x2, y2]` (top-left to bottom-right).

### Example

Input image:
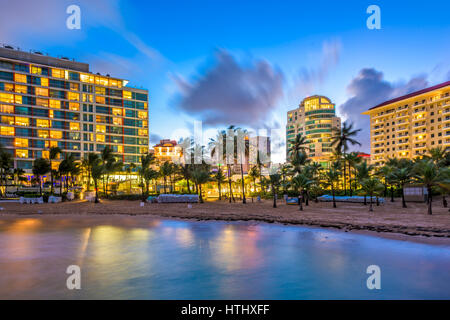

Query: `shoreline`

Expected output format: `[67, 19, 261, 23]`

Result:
[1, 199, 450, 246]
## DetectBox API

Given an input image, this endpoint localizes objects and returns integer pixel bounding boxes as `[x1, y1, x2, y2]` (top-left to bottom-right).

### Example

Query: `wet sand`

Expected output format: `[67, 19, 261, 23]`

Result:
[0, 199, 449, 245]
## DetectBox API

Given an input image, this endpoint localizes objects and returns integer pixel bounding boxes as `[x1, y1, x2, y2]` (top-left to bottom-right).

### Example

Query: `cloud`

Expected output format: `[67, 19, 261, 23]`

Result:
[338, 68, 429, 152]
[149, 133, 162, 146]
[173, 50, 284, 127]
[292, 40, 341, 96]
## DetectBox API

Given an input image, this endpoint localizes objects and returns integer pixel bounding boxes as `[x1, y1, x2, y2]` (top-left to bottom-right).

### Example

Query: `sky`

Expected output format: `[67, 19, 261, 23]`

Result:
[1, 0, 450, 162]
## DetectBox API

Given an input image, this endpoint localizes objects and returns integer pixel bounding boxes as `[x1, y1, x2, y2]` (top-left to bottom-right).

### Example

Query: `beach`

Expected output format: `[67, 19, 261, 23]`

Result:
[1, 198, 449, 245]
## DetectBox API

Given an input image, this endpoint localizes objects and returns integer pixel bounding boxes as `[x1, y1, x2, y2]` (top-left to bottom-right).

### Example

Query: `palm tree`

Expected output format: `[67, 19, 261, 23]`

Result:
[322, 161, 341, 208]
[391, 166, 413, 208]
[143, 168, 159, 196]
[288, 133, 310, 161]
[125, 163, 136, 193]
[32, 158, 51, 196]
[213, 169, 227, 200]
[248, 166, 260, 196]
[0, 146, 13, 196]
[360, 178, 384, 212]
[12, 168, 27, 186]
[179, 163, 192, 193]
[100, 146, 115, 195]
[331, 121, 362, 195]
[413, 160, 450, 215]
[355, 161, 374, 205]
[190, 167, 211, 203]
[90, 156, 103, 203]
[292, 173, 313, 211]
[82, 153, 99, 192]
[345, 152, 361, 196]
[138, 153, 155, 199]
[48, 146, 62, 195]
[159, 161, 173, 193]
[269, 172, 281, 208]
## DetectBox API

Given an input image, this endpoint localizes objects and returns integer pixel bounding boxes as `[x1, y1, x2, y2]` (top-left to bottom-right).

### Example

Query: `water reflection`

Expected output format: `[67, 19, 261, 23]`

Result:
[0, 217, 449, 299]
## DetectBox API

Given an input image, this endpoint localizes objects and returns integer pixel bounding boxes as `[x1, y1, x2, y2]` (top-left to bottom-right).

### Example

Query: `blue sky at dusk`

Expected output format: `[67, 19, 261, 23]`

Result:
[1, 0, 450, 161]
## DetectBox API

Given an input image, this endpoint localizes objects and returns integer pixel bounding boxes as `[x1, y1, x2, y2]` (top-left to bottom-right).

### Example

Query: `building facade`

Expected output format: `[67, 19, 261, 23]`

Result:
[286, 95, 341, 166]
[153, 139, 182, 163]
[362, 81, 450, 166]
[0, 46, 149, 172]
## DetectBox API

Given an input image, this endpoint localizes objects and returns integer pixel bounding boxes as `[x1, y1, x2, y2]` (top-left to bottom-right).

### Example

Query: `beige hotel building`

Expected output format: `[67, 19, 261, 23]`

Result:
[362, 81, 450, 166]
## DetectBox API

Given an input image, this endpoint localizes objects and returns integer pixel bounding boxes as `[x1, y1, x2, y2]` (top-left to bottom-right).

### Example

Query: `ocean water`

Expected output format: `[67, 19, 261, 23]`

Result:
[0, 217, 449, 299]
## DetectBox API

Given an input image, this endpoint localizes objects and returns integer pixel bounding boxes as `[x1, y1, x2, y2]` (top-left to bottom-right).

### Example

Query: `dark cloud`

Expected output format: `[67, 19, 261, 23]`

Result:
[149, 133, 163, 146]
[173, 50, 284, 127]
[338, 68, 428, 152]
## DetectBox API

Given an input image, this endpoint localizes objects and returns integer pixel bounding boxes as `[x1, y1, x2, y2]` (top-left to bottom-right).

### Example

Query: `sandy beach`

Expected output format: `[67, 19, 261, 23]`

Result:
[1, 198, 450, 245]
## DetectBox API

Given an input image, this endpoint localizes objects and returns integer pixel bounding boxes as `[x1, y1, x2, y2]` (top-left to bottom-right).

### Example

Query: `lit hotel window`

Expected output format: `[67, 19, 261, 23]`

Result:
[31, 66, 42, 75]
[123, 91, 132, 99]
[96, 125, 106, 133]
[15, 117, 29, 126]
[68, 92, 80, 101]
[16, 149, 28, 158]
[50, 130, 63, 139]
[113, 117, 122, 125]
[1, 116, 14, 125]
[0, 104, 14, 114]
[138, 129, 148, 136]
[36, 119, 50, 128]
[138, 111, 148, 119]
[112, 108, 122, 116]
[80, 74, 95, 83]
[70, 122, 80, 131]
[38, 130, 49, 138]
[14, 73, 27, 83]
[15, 138, 28, 147]
[0, 126, 14, 135]
[0, 93, 14, 103]
[35, 88, 49, 97]
[95, 96, 105, 104]
[49, 99, 61, 109]
[41, 78, 49, 87]
[3, 83, 14, 91]
[14, 85, 27, 94]
[69, 102, 80, 111]
[36, 98, 48, 107]
[52, 69, 65, 78]
[96, 134, 105, 142]
[14, 95, 22, 104]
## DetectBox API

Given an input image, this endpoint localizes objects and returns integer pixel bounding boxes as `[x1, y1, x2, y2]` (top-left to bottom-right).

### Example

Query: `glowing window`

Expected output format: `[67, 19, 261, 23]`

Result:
[82, 94, 93, 102]
[68, 92, 79, 101]
[96, 125, 106, 133]
[43, 150, 50, 159]
[41, 78, 49, 87]
[69, 102, 80, 111]
[15, 117, 29, 126]
[109, 79, 119, 87]
[36, 119, 49, 128]
[14, 73, 27, 83]
[140, 147, 148, 154]
[138, 111, 148, 119]
[123, 91, 132, 99]
[15, 138, 28, 147]
[95, 77, 109, 86]
[80, 74, 95, 83]
[35, 88, 48, 97]
[0, 126, 14, 135]
[0, 93, 14, 103]
[117, 146, 123, 153]
[50, 130, 62, 139]
[3, 83, 14, 92]
[0, 104, 14, 113]
[14, 95, 22, 104]
[96, 134, 105, 142]
[31, 66, 42, 75]
[95, 96, 105, 104]
[36, 98, 48, 107]
[95, 87, 106, 95]
[49, 141, 58, 148]
[16, 149, 28, 158]
[49, 99, 61, 109]
[38, 130, 49, 138]
[70, 122, 80, 131]
[52, 69, 65, 78]
[1, 116, 14, 125]
[138, 129, 148, 136]
[113, 117, 122, 125]
[14, 85, 27, 94]
[96, 116, 107, 123]
[112, 108, 122, 116]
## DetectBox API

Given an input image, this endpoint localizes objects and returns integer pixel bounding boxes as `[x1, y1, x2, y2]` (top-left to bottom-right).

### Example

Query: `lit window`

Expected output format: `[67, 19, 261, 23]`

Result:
[15, 138, 28, 147]
[35, 87, 49, 97]
[138, 129, 148, 136]
[95, 77, 109, 86]
[36, 119, 49, 128]
[0, 126, 14, 135]
[70, 122, 80, 131]
[42, 150, 50, 159]
[16, 149, 28, 158]
[96, 134, 105, 142]
[31, 66, 42, 75]
[117, 146, 123, 153]
[38, 130, 49, 138]
[52, 69, 65, 78]
[113, 117, 122, 125]
[68, 92, 79, 101]
[49, 140, 58, 147]
[15, 117, 29, 126]
[69, 102, 80, 111]
[82, 94, 93, 102]
[70, 83, 79, 91]
[109, 79, 119, 87]
[140, 147, 148, 154]
[123, 91, 132, 99]
[49, 110, 54, 118]
[3, 83, 14, 92]
[14, 73, 27, 83]
[80, 74, 95, 83]
[95, 87, 106, 95]
[49, 99, 61, 109]
[14, 85, 27, 94]
[112, 108, 122, 116]
[1, 116, 14, 125]
[14, 95, 22, 104]
[138, 111, 148, 119]
[95, 96, 105, 104]
[0, 104, 14, 113]
[41, 78, 49, 87]
[0, 93, 14, 103]
[50, 130, 62, 139]
[36, 98, 48, 107]
[96, 125, 106, 133]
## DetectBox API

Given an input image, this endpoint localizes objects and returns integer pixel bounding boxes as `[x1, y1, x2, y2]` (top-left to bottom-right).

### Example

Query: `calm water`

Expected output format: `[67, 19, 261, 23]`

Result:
[0, 217, 449, 299]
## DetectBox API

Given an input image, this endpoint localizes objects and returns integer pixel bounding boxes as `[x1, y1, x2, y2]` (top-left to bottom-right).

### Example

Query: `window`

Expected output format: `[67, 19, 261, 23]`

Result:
[15, 138, 28, 147]
[96, 134, 105, 142]
[0, 126, 14, 135]
[35, 87, 49, 97]
[15, 117, 29, 126]
[50, 130, 62, 139]
[14, 73, 27, 83]
[0, 93, 14, 103]
[113, 117, 122, 125]
[16, 149, 28, 158]
[96, 125, 106, 133]
[80, 73, 95, 83]
[96, 96, 105, 104]
[52, 69, 65, 78]
[36, 98, 48, 107]
[31, 66, 42, 75]
[37, 130, 49, 138]
[70, 122, 80, 131]
[95, 77, 109, 86]
[36, 119, 49, 128]
[112, 108, 122, 116]
[68, 92, 79, 101]
[14, 95, 22, 104]
[138, 111, 148, 119]
[69, 102, 80, 111]
[0, 104, 14, 113]
[14, 85, 27, 94]
[1, 116, 14, 125]
[41, 78, 49, 87]
[138, 129, 148, 136]
[49, 99, 61, 109]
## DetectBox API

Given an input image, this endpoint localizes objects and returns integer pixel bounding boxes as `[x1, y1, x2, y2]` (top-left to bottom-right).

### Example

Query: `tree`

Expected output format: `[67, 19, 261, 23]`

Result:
[0, 146, 13, 196]
[288, 133, 310, 161]
[360, 178, 384, 212]
[190, 167, 211, 203]
[32, 158, 51, 196]
[48, 146, 62, 195]
[90, 156, 103, 203]
[391, 166, 413, 208]
[143, 168, 159, 196]
[179, 163, 192, 194]
[331, 121, 362, 195]
[159, 161, 173, 193]
[82, 153, 100, 192]
[292, 173, 313, 211]
[322, 162, 341, 208]
[125, 163, 136, 193]
[355, 161, 374, 205]
[213, 169, 227, 200]
[248, 166, 260, 196]
[138, 153, 155, 200]
[269, 172, 281, 208]
[413, 160, 450, 215]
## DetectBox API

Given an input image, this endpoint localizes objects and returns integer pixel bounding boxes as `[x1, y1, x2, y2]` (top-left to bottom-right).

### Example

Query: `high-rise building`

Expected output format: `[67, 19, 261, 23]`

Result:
[0, 46, 149, 173]
[286, 95, 341, 166]
[153, 139, 182, 163]
[362, 81, 450, 166]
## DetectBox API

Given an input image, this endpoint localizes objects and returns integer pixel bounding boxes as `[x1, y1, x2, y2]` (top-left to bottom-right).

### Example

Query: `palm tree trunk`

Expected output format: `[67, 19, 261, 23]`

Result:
[227, 165, 233, 203]
[186, 177, 191, 194]
[428, 186, 432, 215]
[94, 178, 99, 203]
[199, 184, 203, 203]
[442, 194, 447, 208]
[273, 187, 277, 208]
[218, 181, 222, 200]
[401, 184, 407, 208]
[390, 186, 394, 202]
[240, 164, 246, 204]
[369, 195, 373, 212]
